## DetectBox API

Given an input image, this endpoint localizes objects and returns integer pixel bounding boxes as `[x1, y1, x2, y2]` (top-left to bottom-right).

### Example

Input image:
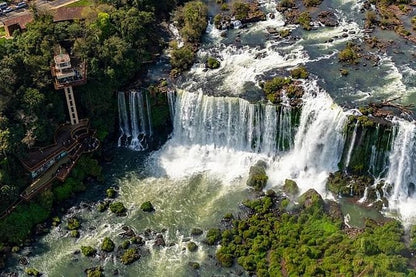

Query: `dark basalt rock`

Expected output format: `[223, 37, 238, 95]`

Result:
[154, 234, 166, 247]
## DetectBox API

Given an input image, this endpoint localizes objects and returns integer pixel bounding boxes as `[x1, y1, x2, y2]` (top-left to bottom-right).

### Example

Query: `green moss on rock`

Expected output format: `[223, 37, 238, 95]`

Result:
[70, 230, 80, 238]
[283, 179, 299, 196]
[110, 202, 127, 216]
[106, 188, 116, 198]
[207, 57, 221, 69]
[191, 228, 203, 236]
[187, 241, 198, 252]
[25, 268, 40, 276]
[247, 161, 268, 191]
[121, 248, 140, 265]
[81, 246, 97, 257]
[67, 217, 80, 230]
[140, 201, 155, 212]
[101, 237, 115, 252]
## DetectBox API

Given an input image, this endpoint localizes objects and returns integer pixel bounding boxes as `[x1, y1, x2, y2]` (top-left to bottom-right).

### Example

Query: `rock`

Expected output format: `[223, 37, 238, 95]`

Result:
[113, 269, 119, 275]
[283, 179, 299, 196]
[191, 228, 203, 236]
[121, 226, 135, 238]
[187, 242, 198, 252]
[326, 200, 343, 221]
[97, 201, 109, 212]
[299, 189, 324, 210]
[342, 33, 349, 38]
[154, 234, 166, 247]
[266, 27, 278, 34]
[246, 161, 268, 191]
[131, 236, 144, 245]
[317, 11, 339, 27]
[73, 250, 81, 255]
[19, 257, 28, 266]
[189, 261, 200, 269]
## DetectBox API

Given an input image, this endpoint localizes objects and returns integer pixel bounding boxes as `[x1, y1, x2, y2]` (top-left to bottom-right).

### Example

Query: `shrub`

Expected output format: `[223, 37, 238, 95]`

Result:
[207, 57, 221, 69]
[67, 217, 80, 230]
[109, 202, 127, 215]
[121, 248, 140, 265]
[70, 230, 80, 238]
[140, 201, 155, 212]
[338, 43, 359, 64]
[303, 0, 323, 7]
[121, 240, 130, 249]
[25, 268, 40, 276]
[101, 237, 115, 252]
[81, 246, 97, 257]
[263, 77, 291, 95]
[86, 267, 103, 277]
[106, 188, 116, 198]
[233, 2, 250, 21]
[298, 12, 312, 30]
[205, 228, 222, 245]
[291, 66, 308, 79]
[170, 44, 195, 72]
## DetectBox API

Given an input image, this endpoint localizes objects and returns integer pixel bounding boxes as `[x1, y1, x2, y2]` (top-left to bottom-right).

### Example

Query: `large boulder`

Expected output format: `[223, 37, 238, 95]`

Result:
[247, 161, 268, 191]
[299, 189, 324, 210]
[317, 11, 339, 27]
[283, 179, 299, 196]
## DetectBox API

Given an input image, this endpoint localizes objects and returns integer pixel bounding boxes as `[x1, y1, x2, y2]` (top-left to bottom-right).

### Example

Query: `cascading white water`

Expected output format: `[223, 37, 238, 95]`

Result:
[118, 90, 153, 151]
[268, 83, 348, 195]
[171, 90, 295, 155]
[386, 120, 416, 199]
[384, 120, 416, 223]
[117, 91, 131, 147]
[344, 120, 359, 169]
[145, 93, 153, 137]
[167, 90, 176, 121]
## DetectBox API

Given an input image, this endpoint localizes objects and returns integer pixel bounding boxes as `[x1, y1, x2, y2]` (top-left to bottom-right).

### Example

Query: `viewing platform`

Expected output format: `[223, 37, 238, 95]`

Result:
[19, 119, 99, 201]
[51, 53, 87, 90]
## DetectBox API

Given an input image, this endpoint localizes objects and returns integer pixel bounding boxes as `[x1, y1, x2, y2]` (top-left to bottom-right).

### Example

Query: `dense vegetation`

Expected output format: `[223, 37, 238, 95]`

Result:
[214, 190, 416, 276]
[0, 0, 181, 255]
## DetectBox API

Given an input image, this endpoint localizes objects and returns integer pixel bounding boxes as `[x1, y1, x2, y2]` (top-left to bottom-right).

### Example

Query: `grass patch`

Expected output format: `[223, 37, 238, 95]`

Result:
[0, 27, 6, 37]
[66, 0, 93, 7]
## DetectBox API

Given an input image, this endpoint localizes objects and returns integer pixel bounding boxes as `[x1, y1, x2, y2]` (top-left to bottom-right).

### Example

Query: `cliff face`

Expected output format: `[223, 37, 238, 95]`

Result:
[340, 115, 393, 176]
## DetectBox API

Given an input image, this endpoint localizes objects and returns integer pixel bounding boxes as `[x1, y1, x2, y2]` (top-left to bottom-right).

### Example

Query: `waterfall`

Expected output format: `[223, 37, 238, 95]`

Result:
[145, 93, 153, 137]
[344, 121, 359, 169]
[268, 89, 348, 195]
[118, 90, 153, 151]
[167, 90, 176, 121]
[386, 120, 416, 200]
[172, 90, 296, 155]
[117, 91, 130, 147]
[383, 120, 416, 223]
